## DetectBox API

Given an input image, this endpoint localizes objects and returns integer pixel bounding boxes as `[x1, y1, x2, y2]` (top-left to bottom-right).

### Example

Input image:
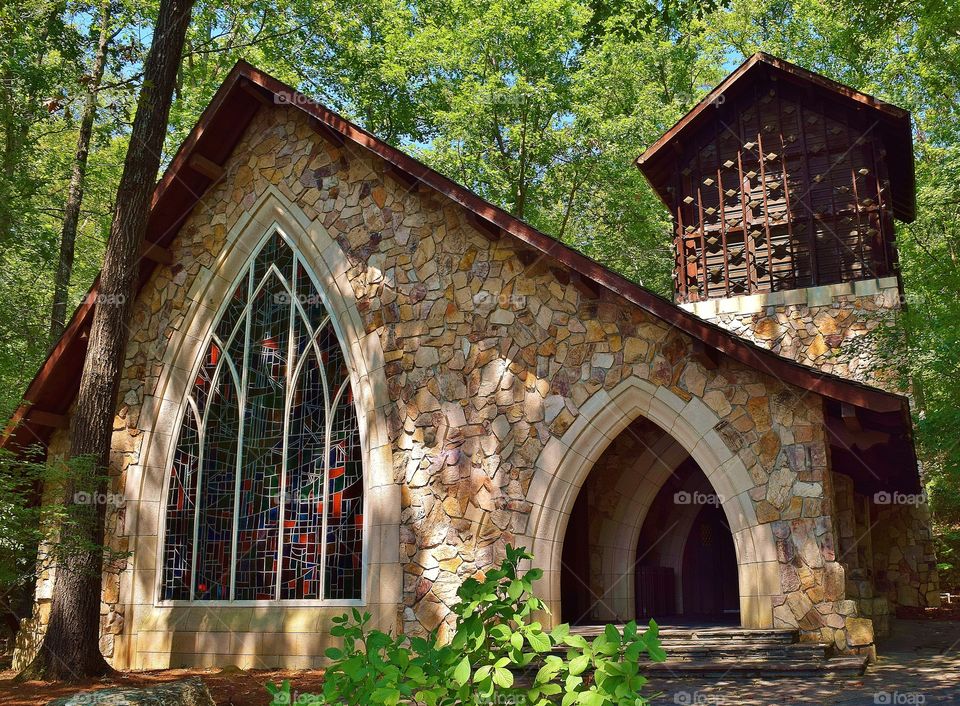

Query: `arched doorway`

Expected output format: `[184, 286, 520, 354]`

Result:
[558, 416, 741, 627]
[526, 377, 777, 630]
[632, 458, 739, 624]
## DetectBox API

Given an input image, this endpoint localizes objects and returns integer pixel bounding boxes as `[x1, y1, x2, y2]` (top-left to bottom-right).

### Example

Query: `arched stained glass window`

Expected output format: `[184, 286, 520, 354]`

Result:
[161, 232, 364, 602]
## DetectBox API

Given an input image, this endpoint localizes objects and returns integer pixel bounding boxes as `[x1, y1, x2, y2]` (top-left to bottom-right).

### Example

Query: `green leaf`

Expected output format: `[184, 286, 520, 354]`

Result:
[579, 690, 605, 706]
[527, 631, 552, 652]
[563, 633, 589, 649]
[569, 653, 590, 676]
[453, 655, 471, 686]
[371, 687, 401, 705]
[604, 623, 621, 645]
[535, 661, 560, 685]
[492, 666, 514, 688]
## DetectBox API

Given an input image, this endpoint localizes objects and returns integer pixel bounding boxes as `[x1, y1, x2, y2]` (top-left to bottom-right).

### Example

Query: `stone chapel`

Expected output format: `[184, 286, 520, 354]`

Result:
[6, 53, 939, 672]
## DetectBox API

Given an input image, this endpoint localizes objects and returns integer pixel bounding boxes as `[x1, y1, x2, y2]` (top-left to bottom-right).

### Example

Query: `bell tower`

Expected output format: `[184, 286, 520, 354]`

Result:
[637, 53, 915, 385]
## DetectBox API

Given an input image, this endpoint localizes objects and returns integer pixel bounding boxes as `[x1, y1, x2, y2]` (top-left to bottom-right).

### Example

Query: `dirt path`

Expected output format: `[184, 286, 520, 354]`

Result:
[0, 667, 325, 705]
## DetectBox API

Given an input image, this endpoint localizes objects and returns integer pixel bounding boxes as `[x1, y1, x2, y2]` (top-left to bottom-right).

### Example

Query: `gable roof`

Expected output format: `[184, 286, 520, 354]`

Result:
[637, 52, 916, 222]
[1, 60, 914, 455]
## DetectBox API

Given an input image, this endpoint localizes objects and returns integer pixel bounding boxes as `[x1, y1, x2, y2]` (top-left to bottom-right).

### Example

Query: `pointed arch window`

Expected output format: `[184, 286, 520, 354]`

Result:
[161, 231, 363, 602]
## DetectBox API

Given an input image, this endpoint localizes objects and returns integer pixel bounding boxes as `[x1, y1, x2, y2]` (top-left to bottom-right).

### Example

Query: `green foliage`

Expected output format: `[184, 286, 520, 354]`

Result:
[267, 545, 665, 705]
[0, 450, 56, 596]
[0, 450, 130, 636]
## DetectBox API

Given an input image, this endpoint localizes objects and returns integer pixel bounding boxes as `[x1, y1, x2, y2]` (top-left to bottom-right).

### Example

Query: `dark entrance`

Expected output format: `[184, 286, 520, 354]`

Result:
[634, 458, 740, 625]
[680, 503, 739, 619]
[560, 487, 592, 624]
[559, 420, 741, 627]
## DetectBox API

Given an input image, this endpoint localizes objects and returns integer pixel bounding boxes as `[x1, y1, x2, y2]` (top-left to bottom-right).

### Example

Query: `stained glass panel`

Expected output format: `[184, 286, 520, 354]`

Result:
[161, 232, 363, 602]
[234, 275, 288, 600]
[325, 386, 363, 600]
[195, 362, 240, 600]
[161, 405, 200, 601]
[281, 344, 326, 599]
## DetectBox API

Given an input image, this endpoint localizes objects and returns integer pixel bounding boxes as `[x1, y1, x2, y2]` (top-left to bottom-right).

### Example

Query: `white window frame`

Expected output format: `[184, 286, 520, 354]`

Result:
[155, 226, 368, 607]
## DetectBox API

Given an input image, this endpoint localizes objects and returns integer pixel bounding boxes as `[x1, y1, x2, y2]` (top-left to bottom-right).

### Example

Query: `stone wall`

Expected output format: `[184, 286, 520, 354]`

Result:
[831, 472, 890, 639]
[680, 278, 902, 389]
[872, 502, 941, 610]
[14, 100, 905, 669]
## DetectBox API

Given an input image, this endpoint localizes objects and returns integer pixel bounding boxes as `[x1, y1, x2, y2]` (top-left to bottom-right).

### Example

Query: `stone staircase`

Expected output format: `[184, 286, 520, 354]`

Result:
[567, 625, 868, 678]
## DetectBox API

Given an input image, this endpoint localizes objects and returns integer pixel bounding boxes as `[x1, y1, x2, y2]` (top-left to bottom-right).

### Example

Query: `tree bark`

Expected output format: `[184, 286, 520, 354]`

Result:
[49, 1, 114, 343]
[19, 0, 194, 681]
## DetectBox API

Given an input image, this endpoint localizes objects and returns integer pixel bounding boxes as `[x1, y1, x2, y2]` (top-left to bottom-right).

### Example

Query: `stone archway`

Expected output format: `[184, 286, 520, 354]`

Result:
[522, 376, 779, 629]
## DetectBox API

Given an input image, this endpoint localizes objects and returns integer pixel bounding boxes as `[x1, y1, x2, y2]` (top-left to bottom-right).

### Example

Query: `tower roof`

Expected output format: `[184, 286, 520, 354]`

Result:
[637, 53, 915, 222]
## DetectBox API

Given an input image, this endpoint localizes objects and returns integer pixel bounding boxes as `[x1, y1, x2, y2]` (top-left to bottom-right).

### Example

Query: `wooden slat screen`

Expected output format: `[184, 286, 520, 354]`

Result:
[671, 75, 896, 303]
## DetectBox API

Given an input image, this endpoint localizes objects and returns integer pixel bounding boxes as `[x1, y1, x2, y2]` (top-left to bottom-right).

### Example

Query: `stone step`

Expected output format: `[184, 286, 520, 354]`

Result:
[552, 644, 825, 664]
[635, 643, 826, 660]
[570, 625, 799, 644]
[562, 625, 867, 678]
[644, 655, 868, 679]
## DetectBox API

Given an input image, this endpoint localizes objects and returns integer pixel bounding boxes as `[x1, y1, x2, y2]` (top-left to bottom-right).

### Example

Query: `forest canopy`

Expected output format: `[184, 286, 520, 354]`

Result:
[2, 0, 959, 580]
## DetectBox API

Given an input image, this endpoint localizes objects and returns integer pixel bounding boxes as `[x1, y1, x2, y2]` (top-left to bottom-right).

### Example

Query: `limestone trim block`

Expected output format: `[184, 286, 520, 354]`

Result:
[681, 277, 900, 318]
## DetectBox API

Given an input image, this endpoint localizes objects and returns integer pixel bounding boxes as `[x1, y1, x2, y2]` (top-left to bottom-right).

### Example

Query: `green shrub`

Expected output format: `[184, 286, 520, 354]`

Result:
[267, 545, 665, 705]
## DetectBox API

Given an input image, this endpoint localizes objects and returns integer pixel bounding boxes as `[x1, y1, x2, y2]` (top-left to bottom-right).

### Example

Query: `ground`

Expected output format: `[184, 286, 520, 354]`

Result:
[0, 619, 957, 705]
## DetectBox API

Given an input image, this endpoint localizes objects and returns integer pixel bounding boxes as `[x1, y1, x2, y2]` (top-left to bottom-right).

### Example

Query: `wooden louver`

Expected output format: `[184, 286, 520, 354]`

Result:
[637, 55, 913, 304]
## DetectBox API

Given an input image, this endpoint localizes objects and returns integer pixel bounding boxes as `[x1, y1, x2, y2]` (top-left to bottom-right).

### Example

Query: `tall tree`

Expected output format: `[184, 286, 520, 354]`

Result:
[0, 1, 78, 251]
[49, 0, 116, 342]
[19, 0, 195, 680]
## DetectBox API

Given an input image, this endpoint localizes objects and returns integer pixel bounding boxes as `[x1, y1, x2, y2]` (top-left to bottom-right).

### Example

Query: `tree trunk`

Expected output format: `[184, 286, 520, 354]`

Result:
[49, 1, 113, 343]
[0, 93, 27, 250]
[0, 2, 68, 251]
[19, 0, 194, 682]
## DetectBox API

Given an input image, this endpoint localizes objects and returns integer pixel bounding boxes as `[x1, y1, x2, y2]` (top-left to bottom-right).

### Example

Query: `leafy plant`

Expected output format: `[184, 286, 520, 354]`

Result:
[267, 545, 665, 705]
